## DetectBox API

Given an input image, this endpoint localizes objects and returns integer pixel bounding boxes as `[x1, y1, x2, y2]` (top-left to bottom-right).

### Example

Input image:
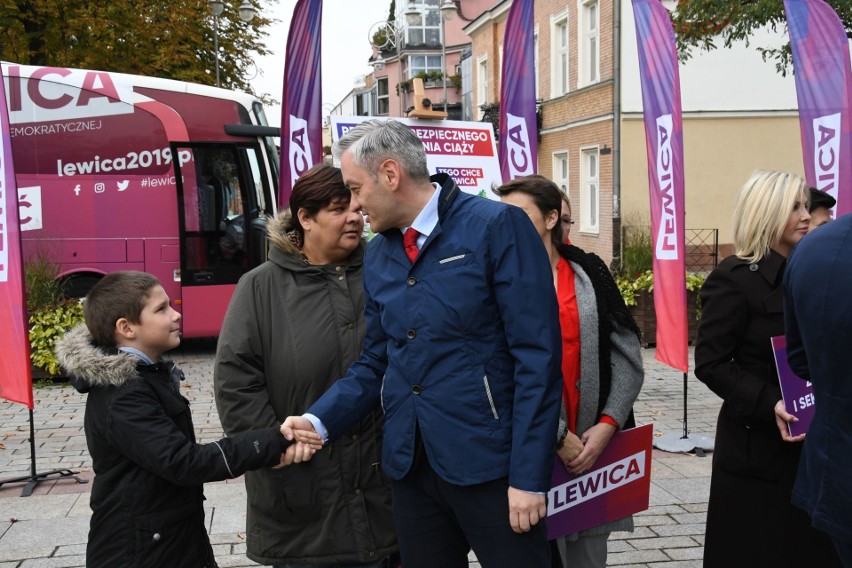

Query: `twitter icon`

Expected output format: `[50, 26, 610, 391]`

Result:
[117, 180, 129, 192]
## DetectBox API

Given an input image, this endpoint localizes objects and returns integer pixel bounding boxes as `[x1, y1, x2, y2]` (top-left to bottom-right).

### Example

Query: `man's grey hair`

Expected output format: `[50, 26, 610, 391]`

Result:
[332, 119, 430, 182]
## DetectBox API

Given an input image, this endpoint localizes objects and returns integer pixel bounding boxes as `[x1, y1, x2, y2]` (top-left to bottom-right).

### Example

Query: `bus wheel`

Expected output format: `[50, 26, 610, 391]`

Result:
[60, 274, 102, 299]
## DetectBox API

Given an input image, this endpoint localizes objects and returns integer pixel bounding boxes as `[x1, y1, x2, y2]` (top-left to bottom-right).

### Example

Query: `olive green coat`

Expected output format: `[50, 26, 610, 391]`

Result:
[214, 215, 396, 565]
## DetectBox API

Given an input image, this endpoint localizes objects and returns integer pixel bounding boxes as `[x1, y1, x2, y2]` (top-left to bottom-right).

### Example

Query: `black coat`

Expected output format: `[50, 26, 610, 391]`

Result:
[695, 250, 839, 567]
[56, 326, 288, 568]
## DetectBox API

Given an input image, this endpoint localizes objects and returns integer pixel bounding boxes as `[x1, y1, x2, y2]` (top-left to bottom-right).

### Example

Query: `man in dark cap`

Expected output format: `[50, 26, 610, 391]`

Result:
[808, 187, 836, 231]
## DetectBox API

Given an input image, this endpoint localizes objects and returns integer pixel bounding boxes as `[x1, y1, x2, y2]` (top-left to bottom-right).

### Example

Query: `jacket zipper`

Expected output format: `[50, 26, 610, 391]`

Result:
[483, 376, 499, 420]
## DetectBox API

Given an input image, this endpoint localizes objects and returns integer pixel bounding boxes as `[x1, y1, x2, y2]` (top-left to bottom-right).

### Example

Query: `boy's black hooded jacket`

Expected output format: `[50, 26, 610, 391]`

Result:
[56, 325, 288, 568]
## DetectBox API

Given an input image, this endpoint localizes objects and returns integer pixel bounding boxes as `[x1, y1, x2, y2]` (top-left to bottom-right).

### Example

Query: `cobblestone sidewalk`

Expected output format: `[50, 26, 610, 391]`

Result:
[0, 340, 719, 567]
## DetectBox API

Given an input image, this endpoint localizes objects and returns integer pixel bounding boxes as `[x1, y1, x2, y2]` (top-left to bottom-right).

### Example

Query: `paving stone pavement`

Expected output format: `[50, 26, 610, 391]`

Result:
[0, 339, 719, 567]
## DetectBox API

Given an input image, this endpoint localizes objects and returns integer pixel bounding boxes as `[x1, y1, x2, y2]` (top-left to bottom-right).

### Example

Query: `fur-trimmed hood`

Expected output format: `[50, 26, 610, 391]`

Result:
[55, 324, 140, 390]
[266, 210, 302, 255]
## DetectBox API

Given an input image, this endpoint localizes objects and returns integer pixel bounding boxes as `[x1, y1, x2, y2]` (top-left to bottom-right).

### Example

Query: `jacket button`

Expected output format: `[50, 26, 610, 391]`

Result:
[336, 266, 343, 272]
[369, 551, 376, 558]
[152, 533, 161, 542]
[406, 329, 416, 339]
[355, 488, 361, 495]
[749, 263, 758, 271]
[412, 385, 422, 394]
[347, 323, 355, 330]
[338, 274, 345, 281]
[352, 434, 359, 440]
[407, 276, 416, 286]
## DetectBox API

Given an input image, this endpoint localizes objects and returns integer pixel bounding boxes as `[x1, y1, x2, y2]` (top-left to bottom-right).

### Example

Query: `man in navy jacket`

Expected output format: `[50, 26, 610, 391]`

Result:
[285, 119, 562, 567]
[784, 213, 852, 566]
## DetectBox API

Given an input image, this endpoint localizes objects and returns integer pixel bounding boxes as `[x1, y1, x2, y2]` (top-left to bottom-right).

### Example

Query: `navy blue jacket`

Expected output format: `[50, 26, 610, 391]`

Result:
[785, 214, 852, 545]
[309, 174, 562, 492]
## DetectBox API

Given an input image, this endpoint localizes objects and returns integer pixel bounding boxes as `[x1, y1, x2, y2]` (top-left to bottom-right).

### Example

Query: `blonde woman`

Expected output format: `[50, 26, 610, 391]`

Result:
[695, 170, 838, 567]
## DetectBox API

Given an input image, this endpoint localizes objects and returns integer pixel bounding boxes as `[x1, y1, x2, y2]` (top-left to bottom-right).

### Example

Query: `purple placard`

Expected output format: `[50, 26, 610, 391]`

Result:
[771, 335, 815, 436]
[547, 424, 652, 540]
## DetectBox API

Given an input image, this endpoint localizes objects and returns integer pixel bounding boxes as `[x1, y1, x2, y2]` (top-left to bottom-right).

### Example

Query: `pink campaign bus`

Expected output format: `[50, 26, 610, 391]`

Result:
[8, 63, 280, 337]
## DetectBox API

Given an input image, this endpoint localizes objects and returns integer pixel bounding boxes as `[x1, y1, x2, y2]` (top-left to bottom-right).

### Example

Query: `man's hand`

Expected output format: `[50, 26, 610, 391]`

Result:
[774, 400, 806, 443]
[567, 422, 617, 475]
[507, 487, 546, 534]
[556, 431, 584, 467]
[280, 416, 324, 463]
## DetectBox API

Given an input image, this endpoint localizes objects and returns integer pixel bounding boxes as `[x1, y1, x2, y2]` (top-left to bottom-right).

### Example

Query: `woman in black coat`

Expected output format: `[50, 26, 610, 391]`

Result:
[695, 170, 839, 567]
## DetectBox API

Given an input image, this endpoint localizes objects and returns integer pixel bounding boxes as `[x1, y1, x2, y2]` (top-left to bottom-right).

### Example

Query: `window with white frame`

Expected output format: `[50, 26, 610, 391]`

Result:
[579, 0, 600, 86]
[354, 91, 372, 116]
[377, 78, 389, 115]
[551, 13, 569, 98]
[405, 0, 440, 47]
[477, 55, 488, 118]
[552, 152, 569, 193]
[406, 54, 443, 78]
[579, 147, 599, 232]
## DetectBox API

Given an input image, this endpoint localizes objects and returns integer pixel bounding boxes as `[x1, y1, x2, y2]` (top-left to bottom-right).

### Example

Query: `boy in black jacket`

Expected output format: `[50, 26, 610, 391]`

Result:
[55, 271, 318, 568]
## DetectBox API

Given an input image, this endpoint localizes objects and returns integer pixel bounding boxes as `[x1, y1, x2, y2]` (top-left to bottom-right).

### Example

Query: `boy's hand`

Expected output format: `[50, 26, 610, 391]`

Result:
[272, 444, 298, 469]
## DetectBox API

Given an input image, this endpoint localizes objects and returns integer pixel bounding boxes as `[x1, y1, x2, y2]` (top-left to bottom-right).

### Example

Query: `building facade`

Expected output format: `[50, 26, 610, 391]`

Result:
[465, 0, 801, 266]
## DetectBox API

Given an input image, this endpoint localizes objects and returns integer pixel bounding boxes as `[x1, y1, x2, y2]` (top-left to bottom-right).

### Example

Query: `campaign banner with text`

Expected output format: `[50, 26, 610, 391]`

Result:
[280, 0, 323, 208]
[330, 116, 501, 200]
[0, 64, 33, 408]
[498, 0, 537, 181]
[784, 0, 852, 216]
[632, 0, 688, 373]
[772, 336, 815, 437]
[547, 424, 653, 539]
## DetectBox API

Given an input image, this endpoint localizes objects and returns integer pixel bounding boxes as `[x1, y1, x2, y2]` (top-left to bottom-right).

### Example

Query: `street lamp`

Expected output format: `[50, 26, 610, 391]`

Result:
[208, 0, 257, 88]
[368, 20, 405, 114]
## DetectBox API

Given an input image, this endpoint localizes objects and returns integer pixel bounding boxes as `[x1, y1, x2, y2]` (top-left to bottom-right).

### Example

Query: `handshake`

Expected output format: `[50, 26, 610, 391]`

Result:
[274, 416, 324, 469]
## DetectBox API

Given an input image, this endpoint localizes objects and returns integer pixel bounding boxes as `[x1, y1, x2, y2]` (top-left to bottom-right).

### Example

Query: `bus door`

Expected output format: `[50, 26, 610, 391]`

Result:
[171, 142, 271, 337]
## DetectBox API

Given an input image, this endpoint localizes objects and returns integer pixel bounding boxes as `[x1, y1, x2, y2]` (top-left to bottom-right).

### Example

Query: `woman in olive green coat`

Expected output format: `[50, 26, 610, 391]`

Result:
[214, 164, 397, 567]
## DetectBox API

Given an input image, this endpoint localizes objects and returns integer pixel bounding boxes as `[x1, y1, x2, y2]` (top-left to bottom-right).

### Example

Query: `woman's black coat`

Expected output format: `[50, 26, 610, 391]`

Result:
[695, 250, 838, 567]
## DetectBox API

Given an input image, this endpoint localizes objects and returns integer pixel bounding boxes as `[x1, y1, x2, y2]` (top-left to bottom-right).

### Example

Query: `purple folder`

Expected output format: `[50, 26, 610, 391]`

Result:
[771, 336, 815, 437]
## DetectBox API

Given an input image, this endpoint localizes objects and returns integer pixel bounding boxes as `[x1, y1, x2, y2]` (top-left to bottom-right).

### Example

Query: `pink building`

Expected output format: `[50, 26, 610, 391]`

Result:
[360, 0, 493, 120]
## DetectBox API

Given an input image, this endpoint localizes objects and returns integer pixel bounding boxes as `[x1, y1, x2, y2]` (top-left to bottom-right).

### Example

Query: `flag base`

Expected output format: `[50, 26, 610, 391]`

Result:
[0, 469, 88, 497]
[0, 408, 89, 497]
[653, 432, 715, 455]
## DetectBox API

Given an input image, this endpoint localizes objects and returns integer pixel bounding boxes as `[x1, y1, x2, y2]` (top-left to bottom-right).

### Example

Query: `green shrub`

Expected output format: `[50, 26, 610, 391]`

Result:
[615, 270, 706, 318]
[24, 251, 63, 311]
[29, 300, 85, 375]
[621, 223, 653, 278]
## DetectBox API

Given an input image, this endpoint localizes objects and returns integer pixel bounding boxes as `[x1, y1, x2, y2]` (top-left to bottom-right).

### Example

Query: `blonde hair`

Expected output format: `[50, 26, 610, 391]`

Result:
[733, 170, 808, 263]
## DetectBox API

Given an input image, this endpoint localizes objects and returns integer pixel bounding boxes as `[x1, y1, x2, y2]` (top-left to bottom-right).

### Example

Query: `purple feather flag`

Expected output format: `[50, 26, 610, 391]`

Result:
[498, 0, 537, 182]
[280, 0, 323, 208]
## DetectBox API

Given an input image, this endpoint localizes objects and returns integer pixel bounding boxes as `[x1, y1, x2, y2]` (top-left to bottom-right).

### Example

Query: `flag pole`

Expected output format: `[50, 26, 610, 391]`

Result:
[653, 310, 713, 455]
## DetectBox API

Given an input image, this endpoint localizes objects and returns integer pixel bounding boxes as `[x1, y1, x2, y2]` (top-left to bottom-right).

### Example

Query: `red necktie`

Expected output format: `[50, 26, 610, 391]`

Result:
[403, 228, 420, 263]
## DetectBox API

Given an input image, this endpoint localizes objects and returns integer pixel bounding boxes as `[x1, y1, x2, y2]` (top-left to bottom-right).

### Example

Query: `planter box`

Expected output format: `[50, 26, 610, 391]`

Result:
[629, 289, 699, 348]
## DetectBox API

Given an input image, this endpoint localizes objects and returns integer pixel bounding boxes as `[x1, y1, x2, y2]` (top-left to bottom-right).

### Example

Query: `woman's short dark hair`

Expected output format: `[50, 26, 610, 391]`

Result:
[83, 271, 161, 348]
[285, 164, 351, 237]
[493, 174, 564, 246]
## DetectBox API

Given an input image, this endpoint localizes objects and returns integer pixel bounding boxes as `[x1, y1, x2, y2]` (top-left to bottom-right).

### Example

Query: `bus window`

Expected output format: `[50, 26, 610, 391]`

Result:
[175, 144, 258, 286]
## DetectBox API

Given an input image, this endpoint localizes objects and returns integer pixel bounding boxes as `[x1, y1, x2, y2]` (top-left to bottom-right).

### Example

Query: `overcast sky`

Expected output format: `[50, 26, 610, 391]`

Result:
[249, 0, 391, 127]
